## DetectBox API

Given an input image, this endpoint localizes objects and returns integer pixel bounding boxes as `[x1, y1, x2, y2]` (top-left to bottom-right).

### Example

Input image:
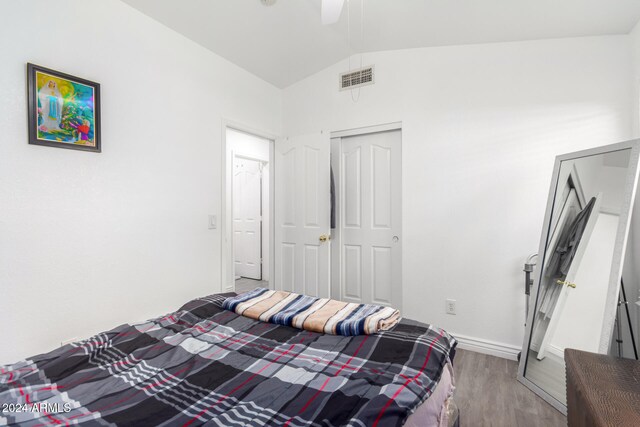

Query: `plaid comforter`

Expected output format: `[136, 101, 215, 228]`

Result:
[0, 293, 457, 426]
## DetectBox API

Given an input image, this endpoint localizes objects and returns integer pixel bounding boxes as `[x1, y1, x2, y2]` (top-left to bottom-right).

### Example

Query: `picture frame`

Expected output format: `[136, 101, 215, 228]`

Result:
[27, 63, 101, 153]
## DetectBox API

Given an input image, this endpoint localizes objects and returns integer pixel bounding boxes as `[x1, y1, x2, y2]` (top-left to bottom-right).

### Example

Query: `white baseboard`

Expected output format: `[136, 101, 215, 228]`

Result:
[225, 286, 234, 293]
[452, 333, 521, 361]
[546, 344, 565, 359]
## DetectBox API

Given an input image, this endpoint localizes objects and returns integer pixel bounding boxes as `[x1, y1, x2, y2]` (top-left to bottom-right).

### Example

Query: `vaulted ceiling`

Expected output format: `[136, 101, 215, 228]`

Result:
[121, 0, 640, 88]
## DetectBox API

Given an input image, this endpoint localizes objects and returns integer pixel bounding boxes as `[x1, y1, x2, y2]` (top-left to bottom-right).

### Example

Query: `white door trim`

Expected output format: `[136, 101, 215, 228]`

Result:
[221, 119, 276, 293]
[331, 121, 402, 139]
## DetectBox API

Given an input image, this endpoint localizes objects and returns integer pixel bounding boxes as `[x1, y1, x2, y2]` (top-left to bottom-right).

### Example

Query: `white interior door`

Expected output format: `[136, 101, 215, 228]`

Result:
[530, 188, 580, 352]
[274, 133, 330, 297]
[339, 130, 402, 308]
[537, 194, 602, 359]
[233, 156, 263, 280]
[530, 168, 585, 352]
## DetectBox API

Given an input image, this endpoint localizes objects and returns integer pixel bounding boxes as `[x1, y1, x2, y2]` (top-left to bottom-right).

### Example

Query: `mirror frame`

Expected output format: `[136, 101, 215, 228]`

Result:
[517, 139, 640, 414]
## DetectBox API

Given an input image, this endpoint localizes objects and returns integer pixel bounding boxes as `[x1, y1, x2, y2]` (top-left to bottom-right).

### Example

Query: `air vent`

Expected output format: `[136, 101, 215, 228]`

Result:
[340, 66, 374, 91]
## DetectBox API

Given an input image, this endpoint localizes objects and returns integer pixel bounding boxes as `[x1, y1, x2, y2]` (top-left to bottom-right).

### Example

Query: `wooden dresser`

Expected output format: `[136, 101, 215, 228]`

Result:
[565, 349, 640, 427]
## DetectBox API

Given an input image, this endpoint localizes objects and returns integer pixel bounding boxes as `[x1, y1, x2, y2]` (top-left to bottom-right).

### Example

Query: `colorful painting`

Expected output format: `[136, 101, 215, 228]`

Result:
[27, 64, 101, 152]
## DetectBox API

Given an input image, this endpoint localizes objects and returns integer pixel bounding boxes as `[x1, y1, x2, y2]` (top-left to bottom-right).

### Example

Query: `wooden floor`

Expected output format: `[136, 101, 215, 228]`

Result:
[524, 350, 566, 405]
[454, 349, 566, 426]
[235, 277, 268, 293]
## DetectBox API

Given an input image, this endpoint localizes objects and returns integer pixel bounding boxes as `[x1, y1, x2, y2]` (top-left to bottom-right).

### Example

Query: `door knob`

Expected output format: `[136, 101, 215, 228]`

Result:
[556, 280, 576, 288]
[392, 236, 399, 243]
[319, 234, 330, 242]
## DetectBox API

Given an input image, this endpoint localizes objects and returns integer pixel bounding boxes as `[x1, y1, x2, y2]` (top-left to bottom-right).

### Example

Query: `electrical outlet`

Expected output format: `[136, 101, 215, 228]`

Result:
[445, 299, 456, 315]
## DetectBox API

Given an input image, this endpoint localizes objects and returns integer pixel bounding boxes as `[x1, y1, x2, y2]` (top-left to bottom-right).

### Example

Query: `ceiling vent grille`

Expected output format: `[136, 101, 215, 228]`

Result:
[340, 66, 374, 91]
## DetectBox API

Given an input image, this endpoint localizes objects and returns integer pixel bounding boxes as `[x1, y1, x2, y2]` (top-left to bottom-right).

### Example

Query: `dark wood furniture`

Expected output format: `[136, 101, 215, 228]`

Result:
[565, 348, 640, 427]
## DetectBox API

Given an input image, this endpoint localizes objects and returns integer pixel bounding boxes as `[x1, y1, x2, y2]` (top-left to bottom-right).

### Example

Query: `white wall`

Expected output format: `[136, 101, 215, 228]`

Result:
[283, 36, 634, 354]
[0, 0, 281, 364]
[228, 129, 271, 162]
[227, 129, 271, 284]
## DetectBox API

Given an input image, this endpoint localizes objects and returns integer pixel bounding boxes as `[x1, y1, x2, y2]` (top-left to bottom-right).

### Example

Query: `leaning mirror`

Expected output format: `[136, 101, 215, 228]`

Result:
[517, 140, 640, 413]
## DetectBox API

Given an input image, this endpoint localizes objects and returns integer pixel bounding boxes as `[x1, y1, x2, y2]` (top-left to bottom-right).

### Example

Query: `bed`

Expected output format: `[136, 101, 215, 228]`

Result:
[1, 292, 458, 426]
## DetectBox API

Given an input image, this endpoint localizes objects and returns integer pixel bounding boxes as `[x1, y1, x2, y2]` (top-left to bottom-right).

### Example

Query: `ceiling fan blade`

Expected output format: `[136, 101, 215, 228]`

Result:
[321, 0, 345, 25]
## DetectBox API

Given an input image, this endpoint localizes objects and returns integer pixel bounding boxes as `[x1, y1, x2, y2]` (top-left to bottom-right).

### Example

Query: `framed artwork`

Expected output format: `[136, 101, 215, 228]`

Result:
[27, 63, 101, 153]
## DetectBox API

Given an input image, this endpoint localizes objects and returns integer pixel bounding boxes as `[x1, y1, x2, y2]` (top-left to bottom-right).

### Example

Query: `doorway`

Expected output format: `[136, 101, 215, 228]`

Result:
[226, 128, 272, 293]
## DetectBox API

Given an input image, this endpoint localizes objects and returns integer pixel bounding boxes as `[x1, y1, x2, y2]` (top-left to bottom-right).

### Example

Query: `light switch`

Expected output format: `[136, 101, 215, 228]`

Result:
[208, 215, 217, 229]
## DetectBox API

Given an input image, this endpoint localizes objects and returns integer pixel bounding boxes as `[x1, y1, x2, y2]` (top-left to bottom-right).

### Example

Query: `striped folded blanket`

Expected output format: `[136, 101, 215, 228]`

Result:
[222, 288, 401, 335]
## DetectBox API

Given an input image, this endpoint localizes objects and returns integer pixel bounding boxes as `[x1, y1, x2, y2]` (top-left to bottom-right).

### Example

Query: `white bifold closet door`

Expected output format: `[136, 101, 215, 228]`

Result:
[233, 157, 263, 280]
[274, 133, 331, 298]
[340, 130, 402, 308]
